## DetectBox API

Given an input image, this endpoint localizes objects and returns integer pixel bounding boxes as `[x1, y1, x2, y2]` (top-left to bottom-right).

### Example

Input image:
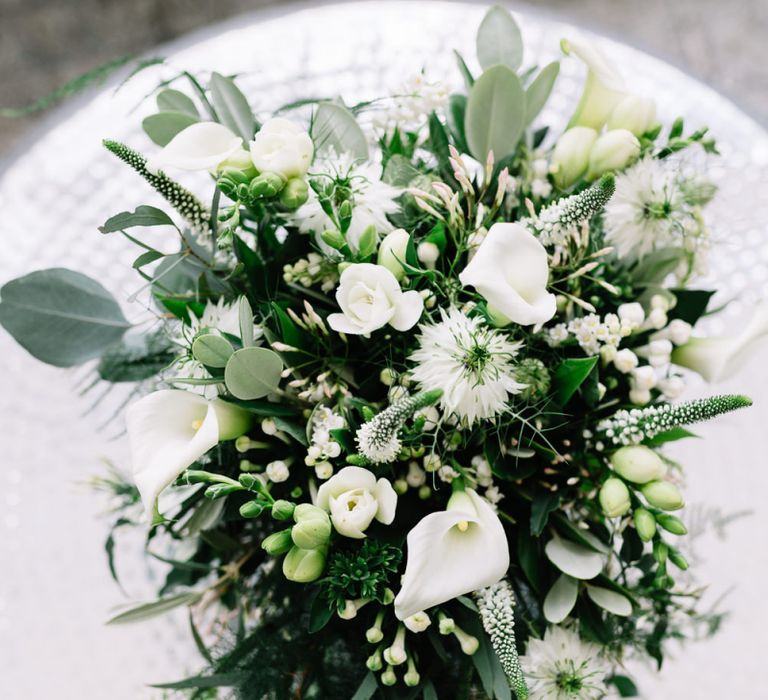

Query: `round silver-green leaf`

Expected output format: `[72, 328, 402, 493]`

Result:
[224, 347, 283, 400]
[476, 5, 523, 71]
[192, 334, 234, 368]
[586, 585, 633, 617]
[543, 574, 579, 623]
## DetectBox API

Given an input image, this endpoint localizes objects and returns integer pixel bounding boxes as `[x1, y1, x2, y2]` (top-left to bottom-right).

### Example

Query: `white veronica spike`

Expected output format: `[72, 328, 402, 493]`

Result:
[146, 122, 243, 174]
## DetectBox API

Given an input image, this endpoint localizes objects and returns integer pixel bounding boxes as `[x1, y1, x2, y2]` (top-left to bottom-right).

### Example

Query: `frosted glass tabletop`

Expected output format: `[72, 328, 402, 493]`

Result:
[1, 2, 766, 697]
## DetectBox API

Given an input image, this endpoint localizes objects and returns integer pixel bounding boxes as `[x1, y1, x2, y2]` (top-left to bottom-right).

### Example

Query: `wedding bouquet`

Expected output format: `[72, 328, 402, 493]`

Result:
[1, 5, 763, 698]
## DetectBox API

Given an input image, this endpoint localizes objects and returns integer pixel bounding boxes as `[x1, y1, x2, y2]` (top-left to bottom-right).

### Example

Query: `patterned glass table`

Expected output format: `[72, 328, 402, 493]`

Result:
[1, 2, 767, 697]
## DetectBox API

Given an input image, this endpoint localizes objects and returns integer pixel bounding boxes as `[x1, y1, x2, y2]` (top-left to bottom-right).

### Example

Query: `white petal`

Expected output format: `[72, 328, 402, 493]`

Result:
[586, 585, 633, 616]
[316, 466, 377, 510]
[327, 312, 362, 335]
[545, 535, 604, 580]
[389, 290, 424, 331]
[146, 122, 242, 174]
[394, 490, 508, 619]
[126, 390, 220, 518]
[374, 478, 398, 524]
[543, 574, 579, 623]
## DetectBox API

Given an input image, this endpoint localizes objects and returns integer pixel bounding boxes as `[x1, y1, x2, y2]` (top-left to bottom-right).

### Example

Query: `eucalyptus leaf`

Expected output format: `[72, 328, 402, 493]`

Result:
[525, 61, 560, 125]
[476, 4, 523, 71]
[382, 154, 421, 187]
[100, 205, 175, 233]
[465, 64, 526, 162]
[543, 573, 579, 623]
[156, 88, 200, 117]
[312, 102, 369, 161]
[106, 591, 201, 625]
[0, 268, 131, 367]
[192, 334, 234, 368]
[142, 111, 199, 146]
[224, 347, 283, 400]
[545, 534, 604, 580]
[586, 585, 633, 616]
[209, 72, 256, 142]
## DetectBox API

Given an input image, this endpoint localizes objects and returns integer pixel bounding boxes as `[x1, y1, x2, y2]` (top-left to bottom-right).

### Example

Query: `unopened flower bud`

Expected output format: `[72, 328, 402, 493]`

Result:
[516, 358, 551, 402]
[282, 545, 326, 582]
[280, 178, 309, 209]
[366, 647, 383, 671]
[320, 229, 346, 250]
[656, 513, 688, 536]
[653, 540, 668, 564]
[261, 528, 294, 556]
[417, 241, 440, 269]
[611, 445, 667, 484]
[291, 506, 332, 549]
[452, 625, 479, 655]
[367, 609, 386, 643]
[235, 435, 253, 453]
[552, 126, 598, 188]
[586, 129, 641, 180]
[599, 478, 631, 518]
[438, 613, 455, 635]
[404, 658, 421, 687]
[613, 349, 639, 374]
[377, 229, 410, 280]
[314, 462, 333, 480]
[249, 171, 286, 199]
[271, 499, 296, 521]
[607, 95, 657, 136]
[418, 485, 431, 500]
[380, 665, 397, 686]
[618, 302, 645, 327]
[642, 480, 684, 511]
[393, 479, 408, 495]
[384, 625, 408, 665]
[633, 508, 657, 542]
[239, 499, 265, 518]
[668, 548, 689, 570]
[403, 611, 431, 633]
[382, 588, 395, 605]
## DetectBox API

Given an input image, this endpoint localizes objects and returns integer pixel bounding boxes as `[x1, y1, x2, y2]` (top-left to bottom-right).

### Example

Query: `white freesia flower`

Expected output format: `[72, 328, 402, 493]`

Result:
[394, 488, 509, 620]
[672, 303, 768, 382]
[146, 122, 243, 175]
[327, 263, 423, 336]
[409, 307, 525, 426]
[561, 37, 627, 130]
[585, 129, 640, 180]
[459, 223, 556, 327]
[520, 625, 610, 699]
[249, 117, 313, 178]
[316, 466, 398, 538]
[607, 94, 657, 136]
[126, 390, 250, 517]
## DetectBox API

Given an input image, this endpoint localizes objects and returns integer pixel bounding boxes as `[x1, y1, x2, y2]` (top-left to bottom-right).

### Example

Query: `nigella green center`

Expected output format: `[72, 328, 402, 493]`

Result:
[462, 344, 491, 375]
[555, 671, 584, 693]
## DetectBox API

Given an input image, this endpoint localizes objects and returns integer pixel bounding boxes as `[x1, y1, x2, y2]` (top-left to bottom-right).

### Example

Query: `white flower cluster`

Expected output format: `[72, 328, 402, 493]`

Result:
[371, 73, 449, 135]
[471, 455, 504, 505]
[283, 252, 338, 292]
[305, 406, 346, 479]
[548, 311, 636, 357]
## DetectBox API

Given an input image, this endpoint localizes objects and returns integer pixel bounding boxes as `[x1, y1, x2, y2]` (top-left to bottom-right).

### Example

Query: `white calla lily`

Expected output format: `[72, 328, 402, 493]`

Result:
[126, 390, 250, 518]
[146, 122, 243, 175]
[394, 487, 509, 620]
[671, 303, 768, 382]
[561, 37, 627, 130]
[316, 466, 398, 538]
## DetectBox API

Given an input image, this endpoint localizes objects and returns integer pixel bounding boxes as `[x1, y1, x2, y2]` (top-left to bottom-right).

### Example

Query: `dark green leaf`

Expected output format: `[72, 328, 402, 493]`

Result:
[423, 681, 439, 700]
[517, 526, 542, 592]
[151, 673, 245, 690]
[350, 672, 379, 700]
[670, 289, 716, 325]
[531, 492, 561, 536]
[552, 356, 599, 406]
[644, 427, 699, 446]
[209, 72, 256, 142]
[308, 589, 334, 633]
[142, 110, 198, 146]
[609, 675, 639, 697]
[157, 88, 199, 117]
[189, 611, 214, 664]
[0, 268, 131, 367]
[447, 94, 469, 154]
[100, 205, 175, 233]
[273, 416, 309, 446]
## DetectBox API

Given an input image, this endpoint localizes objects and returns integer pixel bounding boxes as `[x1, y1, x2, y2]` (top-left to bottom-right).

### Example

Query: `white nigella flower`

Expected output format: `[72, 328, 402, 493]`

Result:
[520, 626, 611, 700]
[394, 486, 509, 620]
[292, 151, 401, 253]
[409, 307, 525, 426]
[604, 156, 688, 259]
[126, 390, 251, 518]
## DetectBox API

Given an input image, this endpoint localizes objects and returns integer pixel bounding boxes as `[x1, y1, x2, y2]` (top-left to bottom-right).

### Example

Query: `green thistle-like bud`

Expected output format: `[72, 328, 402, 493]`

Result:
[249, 171, 287, 199]
[633, 508, 657, 542]
[280, 178, 310, 209]
[271, 499, 296, 521]
[656, 513, 688, 536]
[261, 528, 294, 556]
[516, 358, 551, 402]
[282, 545, 327, 582]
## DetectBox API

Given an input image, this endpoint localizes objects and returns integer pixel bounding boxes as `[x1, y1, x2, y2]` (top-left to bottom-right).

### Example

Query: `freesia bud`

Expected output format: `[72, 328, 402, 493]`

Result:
[261, 528, 294, 556]
[280, 178, 309, 210]
[291, 505, 332, 549]
[282, 545, 327, 582]
[642, 480, 684, 511]
[366, 648, 383, 671]
[668, 548, 689, 570]
[633, 508, 657, 542]
[552, 127, 598, 188]
[320, 229, 346, 250]
[417, 241, 440, 269]
[239, 500, 265, 518]
[599, 477, 631, 518]
[656, 513, 688, 535]
[607, 95, 657, 136]
[381, 665, 397, 686]
[271, 499, 296, 521]
[611, 445, 667, 484]
[377, 229, 411, 280]
[248, 171, 286, 199]
[586, 129, 640, 180]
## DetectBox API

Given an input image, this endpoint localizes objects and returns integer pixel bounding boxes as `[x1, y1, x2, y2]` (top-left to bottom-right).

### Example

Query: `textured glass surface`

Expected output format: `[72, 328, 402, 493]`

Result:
[1, 2, 766, 697]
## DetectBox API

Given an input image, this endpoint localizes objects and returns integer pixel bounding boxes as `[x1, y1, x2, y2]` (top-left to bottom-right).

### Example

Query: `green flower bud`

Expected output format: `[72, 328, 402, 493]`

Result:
[235, 435, 252, 453]
[261, 528, 294, 556]
[607, 95, 657, 136]
[320, 229, 346, 250]
[271, 499, 296, 521]
[380, 665, 397, 687]
[239, 500, 265, 518]
[381, 588, 395, 605]
[438, 613, 455, 635]
[653, 540, 669, 564]
[294, 503, 328, 522]
[599, 478, 631, 518]
[611, 446, 666, 484]
[516, 358, 551, 402]
[586, 129, 641, 180]
[452, 625, 479, 655]
[552, 126, 598, 188]
[338, 200, 353, 231]
[642, 480, 684, 511]
[668, 548, 689, 570]
[291, 507, 331, 549]
[656, 513, 688, 536]
[366, 647, 383, 671]
[282, 545, 327, 582]
[205, 483, 241, 500]
[418, 485, 431, 500]
[633, 508, 657, 542]
[249, 171, 287, 199]
[404, 658, 421, 687]
[217, 169, 251, 198]
[393, 479, 408, 495]
[377, 229, 410, 280]
[280, 178, 310, 210]
[238, 473, 261, 489]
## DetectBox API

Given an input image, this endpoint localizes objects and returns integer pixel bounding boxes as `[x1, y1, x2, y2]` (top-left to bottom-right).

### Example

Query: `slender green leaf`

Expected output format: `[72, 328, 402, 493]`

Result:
[142, 111, 198, 146]
[151, 673, 245, 690]
[453, 50, 475, 89]
[106, 591, 201, 625]
[644, 427, 699, 446]
[525, 61, 560, 125]
[209, 72, 256, 142]
[132, 250, 164, 268]
[312, 102, 369, 161]
[465, 65, 526, 161]
[224, 347, 283, 400]
[100, 205, 175, 233]
[476, 4, 524, 71]
[239, 296, 255, 348]
[552, 356, 599, 406]
[609, 675, 639, 697]
[0, 268, 130, 367]
[157, 88, 199, 117]
[350, 672, 378, 700]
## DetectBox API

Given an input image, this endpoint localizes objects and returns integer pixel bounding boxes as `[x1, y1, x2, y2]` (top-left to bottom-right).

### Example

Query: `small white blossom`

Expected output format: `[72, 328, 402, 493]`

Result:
[266, 460, 290, 483]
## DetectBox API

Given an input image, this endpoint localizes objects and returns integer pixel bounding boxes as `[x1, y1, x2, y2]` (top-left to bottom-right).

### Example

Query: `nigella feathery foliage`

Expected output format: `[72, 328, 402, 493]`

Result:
[103, 139, 211, 235]
[598, 394, 753, 445]
[476, 580, 528, 700]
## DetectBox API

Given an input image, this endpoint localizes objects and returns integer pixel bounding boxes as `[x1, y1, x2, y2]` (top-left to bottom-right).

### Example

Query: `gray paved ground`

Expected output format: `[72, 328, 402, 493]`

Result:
[1, 0, 766, 154]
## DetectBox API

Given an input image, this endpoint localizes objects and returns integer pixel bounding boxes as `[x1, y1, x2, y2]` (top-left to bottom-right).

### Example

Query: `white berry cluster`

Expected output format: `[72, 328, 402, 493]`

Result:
[305, 406, 346, 479]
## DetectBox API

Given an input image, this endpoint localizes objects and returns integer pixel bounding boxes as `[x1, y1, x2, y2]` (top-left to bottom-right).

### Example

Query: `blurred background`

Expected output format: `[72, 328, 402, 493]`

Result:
[1, 0, 767, 154]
